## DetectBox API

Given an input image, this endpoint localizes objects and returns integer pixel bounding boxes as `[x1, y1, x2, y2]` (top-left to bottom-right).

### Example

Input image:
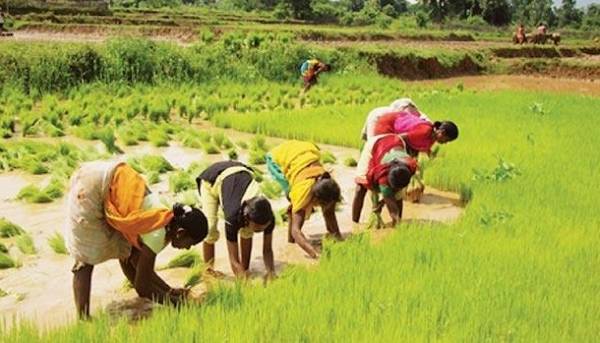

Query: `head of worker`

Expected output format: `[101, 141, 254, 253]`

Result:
[388, 161, 414, 192]
[167, 203, 209, 249]
[433, 121, 459, 144]
[321, 63, 331, 72]
[311, 172, 342, 211]
[243, 196, 274, 233]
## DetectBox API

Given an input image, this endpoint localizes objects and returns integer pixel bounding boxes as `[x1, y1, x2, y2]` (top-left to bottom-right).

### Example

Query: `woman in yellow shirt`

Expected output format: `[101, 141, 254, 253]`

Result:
[267, 140, 343, 258]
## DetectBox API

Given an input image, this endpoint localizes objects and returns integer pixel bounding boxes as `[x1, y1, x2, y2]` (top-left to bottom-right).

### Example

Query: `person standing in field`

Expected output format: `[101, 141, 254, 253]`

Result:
[266, 140, 343, 259]
[65, 161, 208, 319]
[196, 161, 276, 280]
[353, 134, 418, 227]
[301, 59, 331, 93]
[361, 98, 431, 141]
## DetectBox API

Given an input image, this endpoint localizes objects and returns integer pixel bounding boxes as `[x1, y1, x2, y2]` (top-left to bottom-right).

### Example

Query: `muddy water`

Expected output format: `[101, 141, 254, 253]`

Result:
[406, 75, 600, 96]
[0, 126, 463, 329]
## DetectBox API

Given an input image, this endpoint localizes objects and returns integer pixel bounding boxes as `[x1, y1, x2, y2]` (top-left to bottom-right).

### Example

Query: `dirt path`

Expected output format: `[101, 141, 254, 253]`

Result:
[0, 125, 463, 330]
[406, 75, 600, 96]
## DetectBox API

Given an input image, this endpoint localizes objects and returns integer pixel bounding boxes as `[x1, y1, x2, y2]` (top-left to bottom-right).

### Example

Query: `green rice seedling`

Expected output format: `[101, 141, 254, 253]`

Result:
[149, 129, 170, 147]
[164, 251, 201, 269]
[228, 149, 239, 160]
[0, 242, 8, 253]
[47, 232, 68, 255]
[0, 252, 16, 269]
[343, 157, 358, 167]
[0, 288, 7, 297]
[43, 179, 65, 199]
[121, 279, 133, 292]
[184, 262, 204, 288]
[15, 293, 26, 302]
[250, 135, 268, 152]
[202, 142, 220, 155]
[0, 218, 24, 238]
[16, 185, 53, 204]
[320, 151, 337, 164]
[16, 233, 36, 255]
[20, 156, 49, 175]
[260, 180, 283, 200]
[147, 171, 161, 185]
[459, 182, 473, 205]
[169, 171, 195, 193]
[186, 161, 209, 177]
[248, 149, 266, 165]
[212, 132, 227, 148]
[138, 155, 174, 174]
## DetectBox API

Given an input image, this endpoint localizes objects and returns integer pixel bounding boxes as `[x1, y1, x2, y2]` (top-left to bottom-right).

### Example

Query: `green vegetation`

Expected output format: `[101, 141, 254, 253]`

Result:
[0, 242, 8, 253]
[0, 252, 16, 269]
[168, 171, 196, 194]
[320, 150, 337, 164]
[0, 218, 25, 238]
[164, 251, 202, 269]
[16, 233, 37, 255]
[260, 180, 283, 200]
[184, 263, 205, 288]
[47, 232, 68, 255]
[343, 157, 358, 167]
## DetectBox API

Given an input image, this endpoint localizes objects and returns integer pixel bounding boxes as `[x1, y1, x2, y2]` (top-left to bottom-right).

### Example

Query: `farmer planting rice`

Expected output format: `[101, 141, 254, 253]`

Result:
[361, 98, 431, 141]
[65, 161, 208, 319]
[352, 134, 418, 227]
[300, 58, 331, 93]
[196, 161, 276, 279]
[371, 110, 459, 156]
[267, 140, 343, 259]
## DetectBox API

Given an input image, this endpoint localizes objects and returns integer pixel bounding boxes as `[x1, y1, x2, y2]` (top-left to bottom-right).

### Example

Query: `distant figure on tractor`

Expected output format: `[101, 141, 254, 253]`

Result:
[300, 59, 331, 93]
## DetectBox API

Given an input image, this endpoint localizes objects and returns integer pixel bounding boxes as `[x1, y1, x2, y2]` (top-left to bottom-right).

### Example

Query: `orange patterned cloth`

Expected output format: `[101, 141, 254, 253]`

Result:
[104, 163, 173, 249]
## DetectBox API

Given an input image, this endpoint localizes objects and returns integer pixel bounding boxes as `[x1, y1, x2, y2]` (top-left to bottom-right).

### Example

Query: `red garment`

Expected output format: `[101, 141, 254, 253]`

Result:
[404, 123, 435, 153]
[365, 135, 417, 191]
[373, 111, 401, 136]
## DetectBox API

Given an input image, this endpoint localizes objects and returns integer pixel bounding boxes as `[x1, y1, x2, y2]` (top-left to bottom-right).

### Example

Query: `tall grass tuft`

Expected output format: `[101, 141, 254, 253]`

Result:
[0, 218, 25, 238]
[47, 232, 68, 255]
[16, 233, 36, 255]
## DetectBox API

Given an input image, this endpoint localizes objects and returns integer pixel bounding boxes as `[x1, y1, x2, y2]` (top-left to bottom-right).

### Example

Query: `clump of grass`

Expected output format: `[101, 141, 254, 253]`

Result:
[184, 262, 204, 288]
[0, 218, 24, 238]
[202, 142, 220, 155]
[212, 132, 233, 149]
[164, 251, 202, 269]
[320, 151, 337, 164]
[149, 129, 170, 147]
[48, 232, 68, 255]
[16, 233, 36, 255]
[17, 185, 53, 204]
[260, 180, 283, 199]
[0, 252, 16, 269]
[0, 242, 8, 253]
[147, 171, 160, 185]
[129, 155, 174, 174]
[344, 157, 358, 167]
[248, 150, 266, 165]
[16, 179, 64, 204]
[459, 182, 473, 205]
[169, 171, 195, 193]
[0, 288, 7, 297]
[98, 129, 123, 154]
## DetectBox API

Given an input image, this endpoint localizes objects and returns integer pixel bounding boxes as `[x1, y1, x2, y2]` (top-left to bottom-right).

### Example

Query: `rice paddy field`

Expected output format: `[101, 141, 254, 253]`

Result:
[0, 33, 599, 341]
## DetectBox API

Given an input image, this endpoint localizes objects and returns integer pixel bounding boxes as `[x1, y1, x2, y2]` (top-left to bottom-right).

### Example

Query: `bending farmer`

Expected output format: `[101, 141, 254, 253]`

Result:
[196, 161, 275, 279]
[361, 98, 431, 142]
[65, 161, 208, 319]
[353, 134, 418, 227]
[267, 140, 343, 259]
[301, 59, 330, 93]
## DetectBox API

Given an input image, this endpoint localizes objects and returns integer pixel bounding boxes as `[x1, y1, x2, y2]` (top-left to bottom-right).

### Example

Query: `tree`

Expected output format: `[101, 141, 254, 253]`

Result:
[557, 0, 583, 27]
[582, 4, 600, 29]
[481, 0, 512, 25]
[528, 0, 556, 26]
[282, 0, 313, 19]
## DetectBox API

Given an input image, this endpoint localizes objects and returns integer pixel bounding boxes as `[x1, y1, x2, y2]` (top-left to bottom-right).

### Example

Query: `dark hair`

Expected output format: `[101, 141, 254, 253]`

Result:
[388, 163, 412, 190]
[244, 196, 273, 225]
[170, 203, 208, 244]
[434, 121, 459, 141]
[313, 174, 341, 205]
